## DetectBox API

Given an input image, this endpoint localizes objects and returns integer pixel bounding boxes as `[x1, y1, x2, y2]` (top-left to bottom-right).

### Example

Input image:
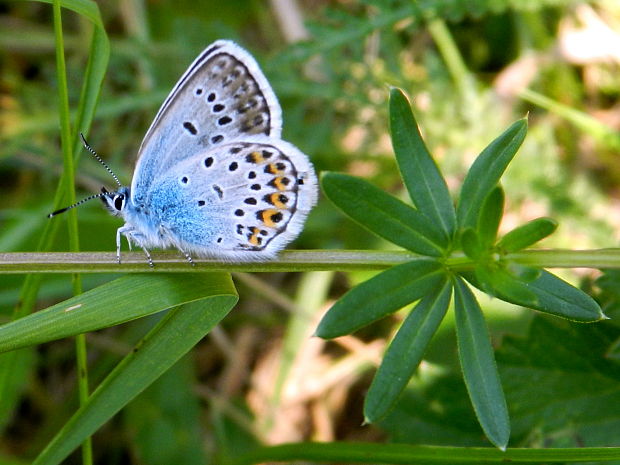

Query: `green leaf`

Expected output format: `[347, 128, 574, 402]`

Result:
[364, 279, 452, 423]
[125, 356, 207, 465]
[32, 281, 238, 465]
[389, 88, 456, 238]
[316, 259, 445, 338]
[477, 186, 504, 248]
[457, 119, 527, 230]
[467, 267, 604, 322]
[475, 264, 539, 307]
[497, 316, 620, 447]
[497, 217, 558, 253]
[453, 277, 510, 450]
[0, 274, 235, 353]
[460, 228, 482, 260]
[501, 270, 604, 322]
[321, 172, 448, 256]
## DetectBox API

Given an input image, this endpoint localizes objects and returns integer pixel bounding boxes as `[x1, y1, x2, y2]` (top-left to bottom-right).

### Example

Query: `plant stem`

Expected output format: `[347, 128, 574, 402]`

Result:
[231, 442, 620, 465]
[53, 2, 91, 464]
[2, 249, 620, 274]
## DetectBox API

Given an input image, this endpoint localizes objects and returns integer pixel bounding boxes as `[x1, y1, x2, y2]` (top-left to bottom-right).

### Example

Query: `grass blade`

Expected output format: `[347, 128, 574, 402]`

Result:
[0, 273, 235, 353]
[32, 291, 237, 465]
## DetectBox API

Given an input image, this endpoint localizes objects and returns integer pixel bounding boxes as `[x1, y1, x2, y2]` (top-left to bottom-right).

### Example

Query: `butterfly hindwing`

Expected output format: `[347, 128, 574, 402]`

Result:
[143, 136, 317, 259]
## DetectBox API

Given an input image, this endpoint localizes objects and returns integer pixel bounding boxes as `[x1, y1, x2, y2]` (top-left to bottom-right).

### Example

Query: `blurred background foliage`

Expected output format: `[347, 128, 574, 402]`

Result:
[1, 0, 620, 463]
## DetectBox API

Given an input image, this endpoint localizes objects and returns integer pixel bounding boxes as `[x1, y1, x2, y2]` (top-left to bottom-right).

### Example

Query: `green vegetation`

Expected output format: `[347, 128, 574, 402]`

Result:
[1, 0, 620, 464]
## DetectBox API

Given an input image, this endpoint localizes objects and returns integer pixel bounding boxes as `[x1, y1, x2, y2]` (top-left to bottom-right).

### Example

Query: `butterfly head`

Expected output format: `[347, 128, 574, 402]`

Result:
[100, 186, 130, 217]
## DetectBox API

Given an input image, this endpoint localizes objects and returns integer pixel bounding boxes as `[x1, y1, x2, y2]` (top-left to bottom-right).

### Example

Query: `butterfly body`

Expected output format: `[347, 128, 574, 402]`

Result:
[96, 40, 317, 264]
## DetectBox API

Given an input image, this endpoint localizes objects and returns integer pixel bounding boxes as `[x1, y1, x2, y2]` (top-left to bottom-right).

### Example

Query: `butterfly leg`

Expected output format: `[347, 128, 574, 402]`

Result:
[176, 245, 195, 267]
[141, 247, 155, 268]
[115, 226, 128, 264]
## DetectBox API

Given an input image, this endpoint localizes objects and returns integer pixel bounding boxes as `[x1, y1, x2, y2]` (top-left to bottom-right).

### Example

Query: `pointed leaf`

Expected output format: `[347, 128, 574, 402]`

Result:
[461, 228, 483, 259]
[32, 287, 238, 465]
[454, 277, 510, 449]
[497, 217, 558, 253]
[478, 186, 504, 248]
[364, 279, 452, 422]
[457, 119, 527, 230]
[503, 270, 603, 322]
[316, 259, 445, 338]
[321, 172, 448, 256]
[389, 88, 456, 238]
[0, 274, 234, 352]
[475, 264, 539, 307]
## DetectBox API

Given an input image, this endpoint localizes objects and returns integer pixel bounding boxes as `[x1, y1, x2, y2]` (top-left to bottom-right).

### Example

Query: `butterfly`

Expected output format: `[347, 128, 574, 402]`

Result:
[50, 40, 317, 266]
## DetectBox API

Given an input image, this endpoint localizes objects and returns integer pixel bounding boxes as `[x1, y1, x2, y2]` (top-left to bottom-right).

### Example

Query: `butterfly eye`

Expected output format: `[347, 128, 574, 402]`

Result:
[114, 194, 125, 211]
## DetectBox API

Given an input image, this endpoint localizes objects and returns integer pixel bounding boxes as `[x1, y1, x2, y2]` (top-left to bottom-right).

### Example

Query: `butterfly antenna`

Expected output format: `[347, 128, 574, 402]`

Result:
[47, 191, 107, 218]
[80, 133, 122, 187]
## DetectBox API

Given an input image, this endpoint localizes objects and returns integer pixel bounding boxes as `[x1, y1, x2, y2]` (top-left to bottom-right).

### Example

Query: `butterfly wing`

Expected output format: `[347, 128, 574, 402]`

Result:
[132, 40, 282, 205]
[143, 136, 317, 259]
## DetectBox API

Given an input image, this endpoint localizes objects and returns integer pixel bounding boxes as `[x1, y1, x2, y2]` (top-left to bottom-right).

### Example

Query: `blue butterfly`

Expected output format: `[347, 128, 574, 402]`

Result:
[51, 40, 317, 266]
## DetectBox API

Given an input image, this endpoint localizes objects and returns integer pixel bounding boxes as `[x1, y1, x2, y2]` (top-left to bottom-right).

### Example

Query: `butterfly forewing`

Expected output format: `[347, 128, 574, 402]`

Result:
[132, 40, 282, 204]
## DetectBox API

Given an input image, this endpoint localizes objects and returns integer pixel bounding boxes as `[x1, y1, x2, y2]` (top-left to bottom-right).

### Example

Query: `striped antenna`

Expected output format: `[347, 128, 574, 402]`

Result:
[47, 136, 121, 218]
[80, 133, 122, 187]
[47, 191, 107, 218]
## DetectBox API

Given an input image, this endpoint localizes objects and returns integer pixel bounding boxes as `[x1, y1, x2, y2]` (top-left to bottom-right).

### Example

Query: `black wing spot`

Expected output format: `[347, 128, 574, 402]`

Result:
[218, 116, 233, 126]
[298, 178, 304, 185]
[212, 185, 223, 198]
[250, 184, 261, 191]
[204, 157, 214, 168]
[181, 176, 189, 184]
[211, 135, 224, 144]
[195, 88, 203, 95]
[207, 92, 216, 102]
[229, 162, 238, 171]
[183, 122, 198, 135]
[230, 146, 242, 154]
[234, 209, 244, 217]
[236, 224, 244, 234]
[216, 237, 223, 243]
[248, 171, 256, 179]
[213, 104, 225, 112]
[244, 197, 257, 205]
[198, 200, 206, 207]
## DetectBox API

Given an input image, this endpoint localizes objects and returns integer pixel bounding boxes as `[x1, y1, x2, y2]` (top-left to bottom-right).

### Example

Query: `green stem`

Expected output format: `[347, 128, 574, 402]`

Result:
[53, 2, 90, 463]
[426, 18, 472, 97]
[231, 442, 620, 465]
[2, 248, 620, 274]
[519, 88, 620, 150]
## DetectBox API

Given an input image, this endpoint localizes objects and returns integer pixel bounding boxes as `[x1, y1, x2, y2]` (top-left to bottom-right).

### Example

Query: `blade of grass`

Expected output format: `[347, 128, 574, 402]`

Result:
[0, 0, 109, 431]
[0, 274, 235, 352]
[32, 286, 238, 465]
